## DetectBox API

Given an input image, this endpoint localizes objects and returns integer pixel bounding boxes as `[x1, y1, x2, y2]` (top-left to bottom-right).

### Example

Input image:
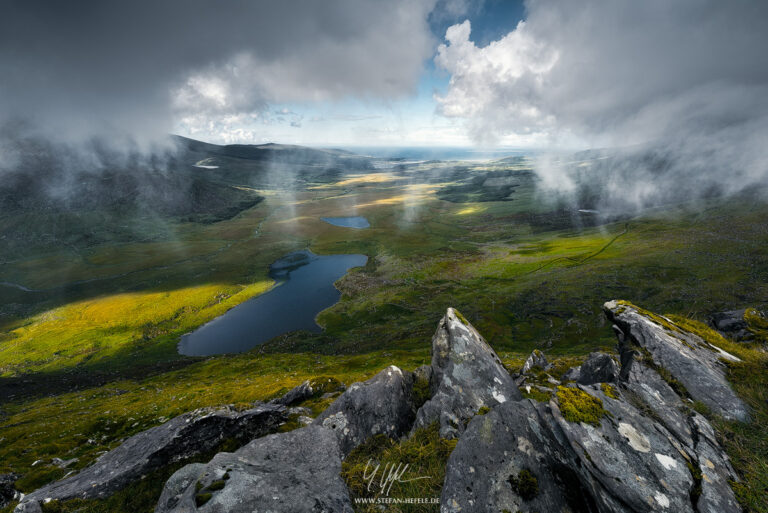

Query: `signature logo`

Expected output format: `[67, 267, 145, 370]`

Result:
[362, 459, 430, 496]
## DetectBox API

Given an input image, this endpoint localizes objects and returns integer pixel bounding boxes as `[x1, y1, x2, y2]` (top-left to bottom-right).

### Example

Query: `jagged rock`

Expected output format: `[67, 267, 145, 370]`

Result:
[622, 361, 740, 513]
[708, 309, 752, 341]
[444, 361, 742, 513]
[16, 404, 286, 511]
[604, 300, 749, 422]
[414, 308, 521, 438]
[520, 349, 551, 374]
[553, 384, 697, 512]
[442, 400, 596, 513]
[155, 425, 352, 513]
[576, 351, 619, 385]
[0, 473, 20, 510]
[313, 365, 416, 456]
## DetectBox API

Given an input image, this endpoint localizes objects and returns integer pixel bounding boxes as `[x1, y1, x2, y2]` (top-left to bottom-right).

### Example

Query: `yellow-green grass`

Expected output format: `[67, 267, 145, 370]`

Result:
[0, 349, 431, 493]
[0, 280, 272, 376]
[342, 423, 457, 513]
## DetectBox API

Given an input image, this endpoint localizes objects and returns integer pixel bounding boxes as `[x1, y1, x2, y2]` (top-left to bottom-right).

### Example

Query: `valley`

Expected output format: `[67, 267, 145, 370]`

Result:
[1, 140, 767, 512]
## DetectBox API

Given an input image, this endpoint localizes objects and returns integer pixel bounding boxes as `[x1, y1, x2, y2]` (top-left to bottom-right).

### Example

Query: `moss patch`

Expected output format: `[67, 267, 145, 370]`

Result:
[508, 468, 539, 501]
[556, 386, 607, 427]
[600, 383, 619, 399]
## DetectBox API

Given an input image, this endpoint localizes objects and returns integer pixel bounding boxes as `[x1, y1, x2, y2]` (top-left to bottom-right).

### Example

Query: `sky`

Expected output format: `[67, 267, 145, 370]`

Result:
[1, 0, 767, 156]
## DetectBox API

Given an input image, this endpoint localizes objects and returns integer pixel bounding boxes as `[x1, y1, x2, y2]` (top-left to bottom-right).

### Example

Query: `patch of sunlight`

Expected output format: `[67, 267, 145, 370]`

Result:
[0, 280, 274, 376]
[457, 205, 485, 215]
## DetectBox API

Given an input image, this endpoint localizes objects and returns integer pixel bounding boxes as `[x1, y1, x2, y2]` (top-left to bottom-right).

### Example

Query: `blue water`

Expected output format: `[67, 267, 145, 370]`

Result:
[321, 216, 370, 229]
[178, 250, 367, 356]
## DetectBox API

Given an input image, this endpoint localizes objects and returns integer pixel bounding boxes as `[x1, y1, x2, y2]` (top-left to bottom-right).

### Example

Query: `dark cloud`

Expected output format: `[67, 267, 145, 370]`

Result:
[0, 0, 437, 145]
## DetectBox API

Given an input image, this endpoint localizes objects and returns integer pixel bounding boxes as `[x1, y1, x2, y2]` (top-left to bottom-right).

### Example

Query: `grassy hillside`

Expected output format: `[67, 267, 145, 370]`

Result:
[1, 145, 767, 511]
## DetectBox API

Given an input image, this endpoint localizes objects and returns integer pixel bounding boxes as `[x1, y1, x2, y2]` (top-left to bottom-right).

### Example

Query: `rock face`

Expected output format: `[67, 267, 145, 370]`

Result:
[577, 351, 619, 385]
[443, 375, 741, 513]
[604, 300, 749, 422]
[313, 365, 416, 456]
[521, 349, 551, 374]
[15, 404, 286, 512]
[443, 301, 744, 513]
[442, 399, 595, 513]
[156, 425, 352, 513]
[414, 308, 521, 438]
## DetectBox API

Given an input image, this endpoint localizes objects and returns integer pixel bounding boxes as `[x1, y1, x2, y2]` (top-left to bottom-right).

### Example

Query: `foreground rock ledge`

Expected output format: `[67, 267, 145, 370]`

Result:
[15, 404, 286, 512]
[13, 304, 748, 513]
[156, 426, 352, 513]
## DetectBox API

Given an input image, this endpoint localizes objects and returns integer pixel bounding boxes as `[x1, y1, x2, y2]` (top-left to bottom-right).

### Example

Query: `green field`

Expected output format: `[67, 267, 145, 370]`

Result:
[1, 152, 767, 511]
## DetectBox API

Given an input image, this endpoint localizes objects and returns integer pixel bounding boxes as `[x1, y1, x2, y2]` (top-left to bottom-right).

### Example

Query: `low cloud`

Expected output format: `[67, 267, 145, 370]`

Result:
[435, 0, 768, 210]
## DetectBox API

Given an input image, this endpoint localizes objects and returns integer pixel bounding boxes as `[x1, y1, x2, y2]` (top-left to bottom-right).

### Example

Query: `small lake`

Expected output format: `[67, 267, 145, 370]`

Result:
[321, 216, 370, 229]
[178, 250, 367, 356]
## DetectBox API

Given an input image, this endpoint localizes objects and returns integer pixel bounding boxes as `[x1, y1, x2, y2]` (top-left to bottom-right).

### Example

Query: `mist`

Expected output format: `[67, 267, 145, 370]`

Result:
[435, 0, 768, 212]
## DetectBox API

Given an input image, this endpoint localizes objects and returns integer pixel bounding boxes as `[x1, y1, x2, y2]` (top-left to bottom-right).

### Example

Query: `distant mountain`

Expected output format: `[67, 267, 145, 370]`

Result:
[0, 135, 373, 257]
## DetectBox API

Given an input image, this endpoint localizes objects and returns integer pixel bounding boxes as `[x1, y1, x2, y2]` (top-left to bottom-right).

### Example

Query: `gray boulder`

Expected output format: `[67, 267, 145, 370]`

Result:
[155, 425, 353, 513]
[414, 308, 521, 438]
[520, 349, 551, 374]
[577, 352, 619, 385]
[604, 300, 749, 422]
[16, 404, 286, 511]
[314, 365, 416, 456]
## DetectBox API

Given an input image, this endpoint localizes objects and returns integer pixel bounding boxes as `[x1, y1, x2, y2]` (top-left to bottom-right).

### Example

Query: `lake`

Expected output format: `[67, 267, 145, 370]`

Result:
[321, 216, 370, 229]
[178, 250, 367, 356]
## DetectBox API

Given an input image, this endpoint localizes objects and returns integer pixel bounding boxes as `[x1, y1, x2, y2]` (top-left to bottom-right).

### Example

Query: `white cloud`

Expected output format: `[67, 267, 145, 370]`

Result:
[434, 0, 768, 209]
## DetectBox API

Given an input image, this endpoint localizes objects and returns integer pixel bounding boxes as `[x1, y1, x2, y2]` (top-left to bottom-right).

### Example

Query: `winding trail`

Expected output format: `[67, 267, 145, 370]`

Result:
[523, 222, 630, 276]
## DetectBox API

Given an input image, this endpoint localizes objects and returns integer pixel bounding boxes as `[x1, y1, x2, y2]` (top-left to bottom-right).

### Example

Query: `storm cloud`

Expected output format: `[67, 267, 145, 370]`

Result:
[436, 0, 768, 209]
[0, 0, 437, 146]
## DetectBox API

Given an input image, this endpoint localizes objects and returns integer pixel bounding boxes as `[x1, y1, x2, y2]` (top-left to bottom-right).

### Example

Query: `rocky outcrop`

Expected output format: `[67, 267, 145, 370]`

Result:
[15, 404, 286, 512]
[443, 375, 741, 512]
[156, 425, 352, 513]
[413, 308, 521, 438]
[604, 300, 749, 422]
[521, 349, 551, 374]
[313, 365, 416, 456]
[14, 304, 747, 513]
[443, 301, 744, 513]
